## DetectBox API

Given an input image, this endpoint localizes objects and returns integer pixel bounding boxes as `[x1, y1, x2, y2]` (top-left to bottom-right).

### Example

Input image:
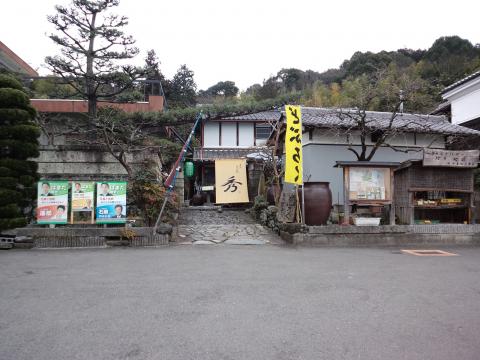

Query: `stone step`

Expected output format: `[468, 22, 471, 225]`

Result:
[174, 224, 281, 244]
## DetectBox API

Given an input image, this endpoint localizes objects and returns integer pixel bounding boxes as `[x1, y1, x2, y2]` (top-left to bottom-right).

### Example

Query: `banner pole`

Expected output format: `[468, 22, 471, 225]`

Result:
[152, 112, 203, 236]
[301, 183, 305, 225]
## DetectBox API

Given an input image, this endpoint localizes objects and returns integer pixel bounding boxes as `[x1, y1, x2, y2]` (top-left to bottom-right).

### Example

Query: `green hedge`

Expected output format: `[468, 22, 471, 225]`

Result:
[0, 139, 40, 159]
[0, 108, 34, 125]
[0, 204, 21, 218]
[0, 74, 39, 232]
[1, 124, 40, 142]
[0, 88, 31, 110]
[0, 177, 17, 189]
[18, 175, 36, 187]
[0, 217, 26, 230]
[0, 189, 22, 206]
[0, 74, 23, 91]
[0, 158, 38, 174]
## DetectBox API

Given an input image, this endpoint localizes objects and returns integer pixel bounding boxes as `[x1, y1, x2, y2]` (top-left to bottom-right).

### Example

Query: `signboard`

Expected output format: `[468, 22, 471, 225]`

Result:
[71, 182, 94, 211]
[277, 187, 297, 223]
[423, 149, 479, 168]
[71, 181, 94, 224]
[349, 168, 391, 201]
[284, 105, 303, 184]
[215, 159, 249, 204]
[37, 181, 69, 224]
[95, 181, 127, 223]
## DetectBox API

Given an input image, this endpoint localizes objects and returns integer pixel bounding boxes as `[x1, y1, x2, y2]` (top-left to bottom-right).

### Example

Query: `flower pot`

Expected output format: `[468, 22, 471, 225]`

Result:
[191, 193, 205, 206]
[266, 185, 281, 205]
[303, 182, 332, 225]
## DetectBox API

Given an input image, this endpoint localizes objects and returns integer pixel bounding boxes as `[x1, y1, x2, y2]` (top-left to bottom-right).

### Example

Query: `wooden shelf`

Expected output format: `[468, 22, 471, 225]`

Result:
[409, 188, 473, 193]
[414, 205, 467, 209]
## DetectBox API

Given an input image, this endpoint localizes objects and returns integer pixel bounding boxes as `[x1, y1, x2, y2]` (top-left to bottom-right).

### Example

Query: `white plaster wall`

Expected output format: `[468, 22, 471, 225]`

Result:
[302, 144, 425, 205]
[204, 122, 219, 147]
[451, 88, 480, 124]
[238, 122, 254, 147]
[306, 129, 445, 148]
[221, 122, 236, 146]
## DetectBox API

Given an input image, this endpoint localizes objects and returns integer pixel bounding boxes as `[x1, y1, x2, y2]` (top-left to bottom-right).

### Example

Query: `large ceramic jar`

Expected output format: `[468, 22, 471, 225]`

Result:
[303, 182, 332, 225]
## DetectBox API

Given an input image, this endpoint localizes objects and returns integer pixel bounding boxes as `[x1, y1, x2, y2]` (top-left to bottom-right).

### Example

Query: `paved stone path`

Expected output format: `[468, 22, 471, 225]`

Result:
[174, 207, 283, 245]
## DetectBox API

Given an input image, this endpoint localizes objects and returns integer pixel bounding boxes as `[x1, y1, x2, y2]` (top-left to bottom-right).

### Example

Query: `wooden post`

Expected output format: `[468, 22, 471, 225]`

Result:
[470, 172, 475, 224]
[343, 167, 350, 225]
[389, 168, 395, 225]
[408, 191, 415, 225]
[301, 184, 305, 225]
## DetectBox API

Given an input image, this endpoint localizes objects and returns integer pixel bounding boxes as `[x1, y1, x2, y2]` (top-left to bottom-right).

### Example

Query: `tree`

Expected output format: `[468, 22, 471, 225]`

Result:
[168, 65, 197, 108]
[144, 49, 170, 99]
[197, 81, 239, 103]
[323, 68, 444, 161]
[31, 77, 80, 99]
[0, 75, 39, 231]
[277, 68, 304, 91]
[45, 0, 143, 122]
[205, 81, 239, 97]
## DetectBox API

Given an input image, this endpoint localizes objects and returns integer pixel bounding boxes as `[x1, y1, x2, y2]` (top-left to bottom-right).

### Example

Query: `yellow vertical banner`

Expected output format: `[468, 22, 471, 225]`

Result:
[284, 105, 303, 184]
[215, 159, 249, 204]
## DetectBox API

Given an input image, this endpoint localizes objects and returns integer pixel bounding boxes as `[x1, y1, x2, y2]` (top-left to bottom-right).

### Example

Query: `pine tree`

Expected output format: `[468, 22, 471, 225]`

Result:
[0, 75, 40, 231]
[45, 0, 143, 122]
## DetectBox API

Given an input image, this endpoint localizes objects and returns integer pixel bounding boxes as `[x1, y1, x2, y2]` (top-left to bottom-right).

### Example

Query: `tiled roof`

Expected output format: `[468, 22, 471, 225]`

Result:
[0, 41, 38, 77]
[299, 107, 480, 136]
[218, 107, 480, 136]
[193, 147, 267, 161]
[441, 69, 480, 95]
[222, 110, 282, 122]
[430, 100, 451, 115]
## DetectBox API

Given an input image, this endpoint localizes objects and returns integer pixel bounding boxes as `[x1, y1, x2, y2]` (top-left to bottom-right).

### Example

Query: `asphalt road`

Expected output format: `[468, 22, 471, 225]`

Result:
[1, 245, 480, 360]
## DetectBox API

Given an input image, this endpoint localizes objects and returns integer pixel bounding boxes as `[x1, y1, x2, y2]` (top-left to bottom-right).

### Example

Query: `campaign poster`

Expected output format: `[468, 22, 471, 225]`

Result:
[71, 181, 94, 211]
[37, 181, 69, 224]
[95, 181, 127, 223]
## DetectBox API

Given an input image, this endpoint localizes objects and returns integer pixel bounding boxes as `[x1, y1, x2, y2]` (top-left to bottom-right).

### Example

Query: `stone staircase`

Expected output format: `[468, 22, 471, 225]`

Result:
[174, 207, 283, 245]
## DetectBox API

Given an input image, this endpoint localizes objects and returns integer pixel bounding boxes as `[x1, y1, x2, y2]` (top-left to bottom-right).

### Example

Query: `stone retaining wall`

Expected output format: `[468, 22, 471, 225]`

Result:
[14, 226, 171, 248]
[281, 224, 480, 246]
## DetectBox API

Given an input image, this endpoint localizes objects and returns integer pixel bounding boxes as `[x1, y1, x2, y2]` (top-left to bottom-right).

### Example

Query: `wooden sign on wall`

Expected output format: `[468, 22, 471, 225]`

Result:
[423, 149, 479, 168]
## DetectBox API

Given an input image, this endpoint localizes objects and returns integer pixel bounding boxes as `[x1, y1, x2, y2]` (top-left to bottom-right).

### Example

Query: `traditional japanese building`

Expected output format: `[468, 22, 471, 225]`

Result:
[188, 111, 281, 204]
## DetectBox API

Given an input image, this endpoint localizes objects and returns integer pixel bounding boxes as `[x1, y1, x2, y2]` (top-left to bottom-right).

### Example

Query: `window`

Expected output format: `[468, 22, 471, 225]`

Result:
[255, 124, 272, 140]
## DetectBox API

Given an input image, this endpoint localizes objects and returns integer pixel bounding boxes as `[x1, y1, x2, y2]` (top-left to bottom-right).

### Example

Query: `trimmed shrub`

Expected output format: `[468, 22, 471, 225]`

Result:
[0, 75, 39, 232]
[0, 74, 23, 91]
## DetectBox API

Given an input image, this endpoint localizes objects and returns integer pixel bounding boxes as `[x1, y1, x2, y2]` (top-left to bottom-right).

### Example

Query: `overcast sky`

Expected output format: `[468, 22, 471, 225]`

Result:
[1, 0, 479, 91]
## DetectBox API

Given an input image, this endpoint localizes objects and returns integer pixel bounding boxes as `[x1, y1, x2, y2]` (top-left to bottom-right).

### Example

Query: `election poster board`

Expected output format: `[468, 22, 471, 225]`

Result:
[284, 105, 303, 185]
[215, 159, 249, 204]
[71, 181, 95, 224]
[95, 181, 127, 224]
[37, 181, 69, 224]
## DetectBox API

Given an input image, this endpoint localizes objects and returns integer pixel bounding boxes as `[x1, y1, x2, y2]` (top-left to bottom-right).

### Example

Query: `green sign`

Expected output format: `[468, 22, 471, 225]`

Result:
[37, 181, 69, 224]
[95, 181, 127, 223]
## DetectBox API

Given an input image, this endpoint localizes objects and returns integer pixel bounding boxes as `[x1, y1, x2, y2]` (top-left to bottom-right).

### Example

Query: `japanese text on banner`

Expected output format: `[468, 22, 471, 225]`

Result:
[284, 105, 303, 184]
[215, 159, 249, 204]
